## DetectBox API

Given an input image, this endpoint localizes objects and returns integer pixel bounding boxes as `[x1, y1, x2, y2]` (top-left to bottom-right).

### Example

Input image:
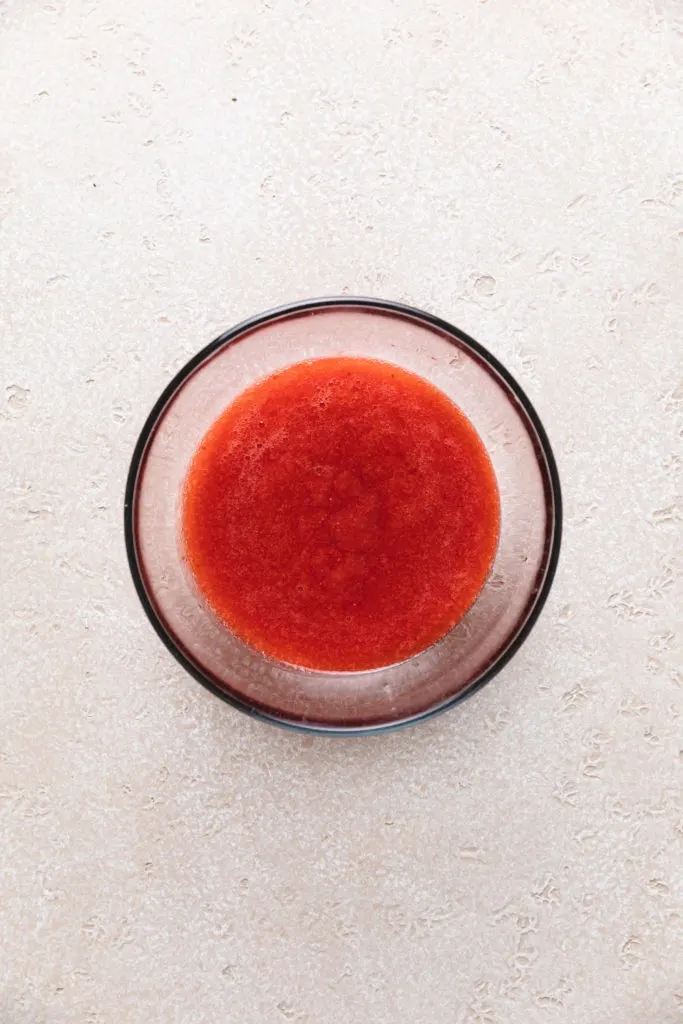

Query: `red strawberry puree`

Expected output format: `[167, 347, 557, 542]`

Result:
[182, 357, 500, 671]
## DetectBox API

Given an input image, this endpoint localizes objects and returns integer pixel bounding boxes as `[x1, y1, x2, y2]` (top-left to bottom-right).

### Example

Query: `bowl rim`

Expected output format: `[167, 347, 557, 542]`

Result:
[124, 296, 563, 735]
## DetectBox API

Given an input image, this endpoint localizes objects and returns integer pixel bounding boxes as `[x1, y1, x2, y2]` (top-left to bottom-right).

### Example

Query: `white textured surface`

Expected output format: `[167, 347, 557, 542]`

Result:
[1, 0, 682, 1021]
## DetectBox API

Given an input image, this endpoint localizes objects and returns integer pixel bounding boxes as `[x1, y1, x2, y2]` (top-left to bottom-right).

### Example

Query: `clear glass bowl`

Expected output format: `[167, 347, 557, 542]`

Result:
[124, 298, 562, 734]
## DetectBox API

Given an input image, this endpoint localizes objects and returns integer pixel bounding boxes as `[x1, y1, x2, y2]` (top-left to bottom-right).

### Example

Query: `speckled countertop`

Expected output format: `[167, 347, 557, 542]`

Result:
[2, 1, 682, 1021]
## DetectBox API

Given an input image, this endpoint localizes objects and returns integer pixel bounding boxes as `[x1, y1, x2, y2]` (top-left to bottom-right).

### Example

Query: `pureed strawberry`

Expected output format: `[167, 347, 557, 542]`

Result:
[182, 357, 500, 672]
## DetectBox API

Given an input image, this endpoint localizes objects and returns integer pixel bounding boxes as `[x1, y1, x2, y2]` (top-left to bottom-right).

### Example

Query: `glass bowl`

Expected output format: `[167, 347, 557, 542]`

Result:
[124, 298, 562, 734]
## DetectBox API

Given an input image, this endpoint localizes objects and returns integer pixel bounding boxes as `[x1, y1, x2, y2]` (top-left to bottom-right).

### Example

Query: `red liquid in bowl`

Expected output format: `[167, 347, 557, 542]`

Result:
[182, 357, 500, 672]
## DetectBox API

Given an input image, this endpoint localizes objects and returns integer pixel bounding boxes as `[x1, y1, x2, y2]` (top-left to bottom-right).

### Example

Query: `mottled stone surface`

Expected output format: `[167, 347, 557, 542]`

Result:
[1, 0, 682, 1021]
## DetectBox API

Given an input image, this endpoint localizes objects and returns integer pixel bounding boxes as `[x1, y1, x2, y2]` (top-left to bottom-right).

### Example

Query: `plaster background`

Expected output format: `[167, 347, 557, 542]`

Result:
[1, 1, 682, 1021]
